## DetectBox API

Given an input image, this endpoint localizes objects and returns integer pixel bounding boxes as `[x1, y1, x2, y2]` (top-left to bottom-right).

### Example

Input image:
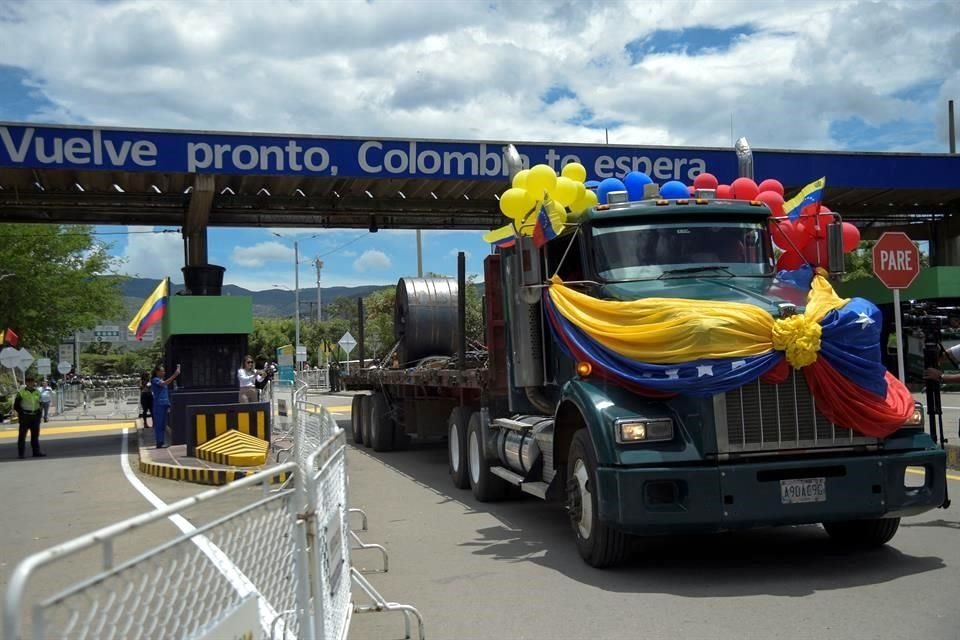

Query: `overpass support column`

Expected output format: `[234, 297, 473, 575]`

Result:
[183, 174, 215, 267]
[931, 212, 960, 266]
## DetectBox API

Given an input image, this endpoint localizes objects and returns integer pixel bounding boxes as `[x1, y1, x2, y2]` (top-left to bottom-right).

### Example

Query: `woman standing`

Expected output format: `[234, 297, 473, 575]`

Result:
[237, 355, 263, 403]
[139, 372, 152, 430]
[150, 363, 180, 448]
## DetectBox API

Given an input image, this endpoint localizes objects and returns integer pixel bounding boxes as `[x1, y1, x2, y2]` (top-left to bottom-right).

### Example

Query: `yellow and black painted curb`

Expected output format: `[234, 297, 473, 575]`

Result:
[137, 458, 291, 486]
[187, 403, 270, 457]
[196, 430, 269, 467]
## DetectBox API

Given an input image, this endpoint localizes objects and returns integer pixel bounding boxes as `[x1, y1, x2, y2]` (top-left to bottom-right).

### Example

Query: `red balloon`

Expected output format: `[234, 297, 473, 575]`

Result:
[841, 222, 861, 252]
[801, 236, 830, 265]
[716, 184, 733, 199]
[776, 251, 805, 271]
[755, 190, 785, 216]
[797, 212, 833, 239]
[731, 177, 759, 201]
[769, 221, 809, 251]
[693, 172, 719, 190]
[757, 179, 784, 196]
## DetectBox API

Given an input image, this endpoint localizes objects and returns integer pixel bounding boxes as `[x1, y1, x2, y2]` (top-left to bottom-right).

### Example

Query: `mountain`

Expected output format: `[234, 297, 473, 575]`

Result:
[120, 278, 389, 318]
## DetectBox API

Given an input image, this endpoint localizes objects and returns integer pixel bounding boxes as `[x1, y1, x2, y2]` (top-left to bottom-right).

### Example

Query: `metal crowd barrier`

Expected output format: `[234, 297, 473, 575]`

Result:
[298, 368, 330, 392]
[4, 379, 424, 640]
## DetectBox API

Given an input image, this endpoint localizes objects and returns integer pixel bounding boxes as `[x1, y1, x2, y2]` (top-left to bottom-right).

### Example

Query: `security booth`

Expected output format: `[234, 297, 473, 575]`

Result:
[160, 265, 262, 447]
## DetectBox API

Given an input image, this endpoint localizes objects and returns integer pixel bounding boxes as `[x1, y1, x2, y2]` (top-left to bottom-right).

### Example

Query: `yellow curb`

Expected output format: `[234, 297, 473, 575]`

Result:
[0, 422, 136, 438]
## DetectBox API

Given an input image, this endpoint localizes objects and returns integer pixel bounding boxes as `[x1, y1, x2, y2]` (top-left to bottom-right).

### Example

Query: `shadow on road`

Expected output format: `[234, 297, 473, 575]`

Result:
[0, 432, 126, 464]
[343, 419, 947, 598]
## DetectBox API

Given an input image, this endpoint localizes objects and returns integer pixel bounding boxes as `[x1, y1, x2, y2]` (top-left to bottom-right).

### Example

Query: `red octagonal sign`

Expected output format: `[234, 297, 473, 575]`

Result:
[872, 232, 920, 290]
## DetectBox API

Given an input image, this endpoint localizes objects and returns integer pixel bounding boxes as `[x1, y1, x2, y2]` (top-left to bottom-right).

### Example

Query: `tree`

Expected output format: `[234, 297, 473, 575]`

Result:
[842, 240, 929, 282]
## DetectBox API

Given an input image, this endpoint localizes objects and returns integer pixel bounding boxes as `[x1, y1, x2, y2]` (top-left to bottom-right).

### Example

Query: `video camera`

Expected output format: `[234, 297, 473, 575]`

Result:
[902, 301, 960, 336]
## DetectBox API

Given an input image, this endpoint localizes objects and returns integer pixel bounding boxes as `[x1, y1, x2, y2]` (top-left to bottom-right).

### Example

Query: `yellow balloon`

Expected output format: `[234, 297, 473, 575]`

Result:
[561, 162, 587, 183]
[571, 189, 598, 215]
[526, 164, 557, 197]
[512, 169, 530, 190]
[499, 187, 535, 220]
[553, 177, 580, 207]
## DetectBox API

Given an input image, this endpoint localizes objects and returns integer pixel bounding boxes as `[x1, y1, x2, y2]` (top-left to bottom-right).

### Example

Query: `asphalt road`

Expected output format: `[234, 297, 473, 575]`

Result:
[1, 396, 957, 640]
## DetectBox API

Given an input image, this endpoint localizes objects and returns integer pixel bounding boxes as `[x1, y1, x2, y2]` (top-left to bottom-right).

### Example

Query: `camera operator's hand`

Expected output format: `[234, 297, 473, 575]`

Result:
[924, 368, 944, 381]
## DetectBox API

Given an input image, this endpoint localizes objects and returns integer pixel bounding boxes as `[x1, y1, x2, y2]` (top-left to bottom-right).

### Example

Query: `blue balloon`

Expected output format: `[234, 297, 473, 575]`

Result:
[623, 172, 653, 200]
[596, 178, 627, 204]
[660, 180, 688, 199]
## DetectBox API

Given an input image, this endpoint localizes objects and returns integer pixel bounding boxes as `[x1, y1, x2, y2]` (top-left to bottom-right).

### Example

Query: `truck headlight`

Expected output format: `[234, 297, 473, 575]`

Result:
[616, 418, 674, 443]
[904, 403, 924, 427]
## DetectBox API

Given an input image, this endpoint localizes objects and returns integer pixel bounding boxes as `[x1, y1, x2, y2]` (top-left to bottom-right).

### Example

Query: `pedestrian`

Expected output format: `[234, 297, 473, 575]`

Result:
[38, 379, 53, 422]
[237, 355, 264, 403]
[150, 363, 181, 448]
[139, 372, 152, 430]
[14, 376, 45, 459]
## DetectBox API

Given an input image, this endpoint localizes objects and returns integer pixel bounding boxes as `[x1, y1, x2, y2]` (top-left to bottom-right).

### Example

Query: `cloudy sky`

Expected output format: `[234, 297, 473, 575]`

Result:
[1, 0, 957, 290]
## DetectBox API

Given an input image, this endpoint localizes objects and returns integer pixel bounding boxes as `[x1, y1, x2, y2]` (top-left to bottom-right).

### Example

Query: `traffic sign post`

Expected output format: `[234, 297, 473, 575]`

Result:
[872, 232, 921, 383]
[94, 325, 121, 343]
[338, 331, 357, 375]
[37, 358, 51, 376]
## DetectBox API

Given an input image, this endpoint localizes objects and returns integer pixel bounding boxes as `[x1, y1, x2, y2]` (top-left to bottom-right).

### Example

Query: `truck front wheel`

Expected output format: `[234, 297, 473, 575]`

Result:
[567, 429, 629, 568]
[822, 517, 901, 547]
[467, 412, 506, 502]
[447, 407, 471, 489]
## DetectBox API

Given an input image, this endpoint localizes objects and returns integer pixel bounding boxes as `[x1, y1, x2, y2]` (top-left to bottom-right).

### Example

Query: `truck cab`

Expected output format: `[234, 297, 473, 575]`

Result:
[482, 196, 948, 567]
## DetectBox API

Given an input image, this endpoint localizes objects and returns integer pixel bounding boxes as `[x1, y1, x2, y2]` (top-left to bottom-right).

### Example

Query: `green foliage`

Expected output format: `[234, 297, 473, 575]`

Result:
[842, 240, 929, 282]
[73, 340, 164, 376]
[0, 224, 125, 351]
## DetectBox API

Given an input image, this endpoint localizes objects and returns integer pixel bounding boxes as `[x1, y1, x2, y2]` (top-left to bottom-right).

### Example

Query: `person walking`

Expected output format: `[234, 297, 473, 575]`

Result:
[150, 363, 180, 448]
[237, 355, 263, 403]
[139, 372, 152, 430]
[14, 376, 45, 459]
[38, 379, 53, 422]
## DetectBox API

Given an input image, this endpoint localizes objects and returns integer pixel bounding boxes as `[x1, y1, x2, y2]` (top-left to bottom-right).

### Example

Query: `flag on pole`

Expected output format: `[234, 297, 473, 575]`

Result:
[533, 204, 563, 248]
[483, 223, 517, 249]
[128, 278, 169, 340]
[783, 177, 826, 221]
[1, 328, 18, 347]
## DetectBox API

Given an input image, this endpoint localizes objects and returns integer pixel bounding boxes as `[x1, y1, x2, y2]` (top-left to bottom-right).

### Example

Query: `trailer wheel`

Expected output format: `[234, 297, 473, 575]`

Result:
[467, 412, 506, 502]
[567, 429, 628, 568]
[350, 395, 364, 445]
[359, 395, 373, 449]
[822, 517, 901, 548]
[447, 407, 471, 489]
[370, 392, 395, 452]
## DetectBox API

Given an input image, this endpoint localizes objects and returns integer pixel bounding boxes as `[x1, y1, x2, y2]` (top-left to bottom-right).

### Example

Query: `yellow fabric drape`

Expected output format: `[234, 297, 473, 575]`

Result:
[547, 273, 849, 368]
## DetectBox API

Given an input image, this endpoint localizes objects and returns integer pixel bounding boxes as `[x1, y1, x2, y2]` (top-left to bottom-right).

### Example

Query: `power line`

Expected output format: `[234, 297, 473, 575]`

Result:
[317, 234, 367, 258]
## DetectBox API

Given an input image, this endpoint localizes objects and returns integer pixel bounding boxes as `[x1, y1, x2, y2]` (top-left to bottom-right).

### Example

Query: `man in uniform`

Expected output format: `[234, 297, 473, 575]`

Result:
[14, 376, 46, 459]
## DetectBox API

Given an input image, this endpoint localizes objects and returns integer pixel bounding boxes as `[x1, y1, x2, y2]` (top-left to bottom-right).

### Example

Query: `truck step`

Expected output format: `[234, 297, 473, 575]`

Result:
[519, 481, 550, 500]
[492, 418, 532, 432]
[490, 466, 524, 485]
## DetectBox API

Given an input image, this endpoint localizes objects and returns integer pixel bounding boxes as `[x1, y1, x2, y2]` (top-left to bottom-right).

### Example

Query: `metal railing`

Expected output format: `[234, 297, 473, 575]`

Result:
[5, 375, 424, 640]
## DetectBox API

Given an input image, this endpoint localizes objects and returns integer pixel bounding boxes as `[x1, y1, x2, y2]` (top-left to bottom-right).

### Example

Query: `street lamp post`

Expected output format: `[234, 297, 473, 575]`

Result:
[294, 240, 300, 350]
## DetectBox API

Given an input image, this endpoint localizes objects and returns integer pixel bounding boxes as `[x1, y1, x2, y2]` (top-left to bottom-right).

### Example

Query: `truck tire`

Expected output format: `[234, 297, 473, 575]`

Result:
[467, 411, 506, 502]
[567, 429, 628, 568]
[447, 407, 471, 489]
[822, 517, 901, 547]
[351, 395, 364, 445]
[359, 395, 373, 449]
[370, 392, 395, 452]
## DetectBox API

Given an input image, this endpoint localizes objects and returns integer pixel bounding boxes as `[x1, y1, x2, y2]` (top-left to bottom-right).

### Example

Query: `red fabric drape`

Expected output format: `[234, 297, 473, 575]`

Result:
[804, 361, 913, 438]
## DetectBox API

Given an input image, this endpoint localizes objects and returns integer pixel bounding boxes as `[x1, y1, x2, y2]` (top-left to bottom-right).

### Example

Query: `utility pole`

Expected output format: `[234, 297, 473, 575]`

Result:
[315, 258, 323, 322]
[415, 230, 423, 277]
[294, 240, 300, 349]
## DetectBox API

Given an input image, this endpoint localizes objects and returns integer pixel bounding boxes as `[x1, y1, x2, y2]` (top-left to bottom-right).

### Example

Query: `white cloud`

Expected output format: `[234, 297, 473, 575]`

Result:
[353, 249, 391, 272]
[121, 226, 183, 279]
[0, 0, 956, 153]
[231, 241, 295, 268]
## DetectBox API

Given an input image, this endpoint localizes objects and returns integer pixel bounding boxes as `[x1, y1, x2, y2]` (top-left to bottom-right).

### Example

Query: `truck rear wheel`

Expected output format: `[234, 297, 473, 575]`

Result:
[447, 407, 471, 489]
[370, 392, 395, 452]
[350, 395, 364, 445]
[822, 517, 901, 547]
[359, 395, 373, 448]
[567, 429, 628, 568]
[467, 412, 506, 502]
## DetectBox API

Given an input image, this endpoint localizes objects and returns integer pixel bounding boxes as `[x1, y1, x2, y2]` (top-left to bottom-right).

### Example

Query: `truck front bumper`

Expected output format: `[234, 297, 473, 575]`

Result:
[596, 449, 947, 536]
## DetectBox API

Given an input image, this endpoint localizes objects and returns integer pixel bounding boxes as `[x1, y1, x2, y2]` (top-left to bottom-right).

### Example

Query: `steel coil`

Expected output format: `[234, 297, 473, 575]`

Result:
[394, 277, 459, 365]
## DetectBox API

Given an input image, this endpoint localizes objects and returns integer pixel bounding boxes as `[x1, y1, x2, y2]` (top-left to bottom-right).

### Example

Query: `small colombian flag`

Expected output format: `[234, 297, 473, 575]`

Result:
[127, 278, 169, 340]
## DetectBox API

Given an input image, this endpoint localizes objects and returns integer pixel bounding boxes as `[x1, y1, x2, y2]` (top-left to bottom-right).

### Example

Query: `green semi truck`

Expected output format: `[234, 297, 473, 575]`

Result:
[346, 165, 948, 568]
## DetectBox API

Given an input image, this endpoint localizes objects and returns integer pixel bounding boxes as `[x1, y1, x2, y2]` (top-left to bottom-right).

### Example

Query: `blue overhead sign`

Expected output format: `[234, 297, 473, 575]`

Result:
[1, 122, 958, 189]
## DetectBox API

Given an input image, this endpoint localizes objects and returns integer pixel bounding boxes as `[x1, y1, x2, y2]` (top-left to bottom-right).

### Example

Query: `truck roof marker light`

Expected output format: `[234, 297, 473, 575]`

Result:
[676, 199, 689, 205]
[655, 200, 669, 206]
[596, 204, 610, 211]
[696, 199, 709, 205]
[749, 201, 763, 206]
[576, 362, 592, 377]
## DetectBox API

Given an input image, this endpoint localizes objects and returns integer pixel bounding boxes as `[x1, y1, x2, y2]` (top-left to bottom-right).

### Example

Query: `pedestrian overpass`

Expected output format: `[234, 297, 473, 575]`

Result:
[2, 121, 960, 264]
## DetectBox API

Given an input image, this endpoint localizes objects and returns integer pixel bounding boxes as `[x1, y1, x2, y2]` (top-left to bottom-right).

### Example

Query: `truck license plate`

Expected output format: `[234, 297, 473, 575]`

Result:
[780, 478, 826, 504]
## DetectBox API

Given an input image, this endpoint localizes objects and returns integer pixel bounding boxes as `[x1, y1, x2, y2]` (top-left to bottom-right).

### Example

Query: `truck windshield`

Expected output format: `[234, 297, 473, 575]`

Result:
[592, 221, 775, 281]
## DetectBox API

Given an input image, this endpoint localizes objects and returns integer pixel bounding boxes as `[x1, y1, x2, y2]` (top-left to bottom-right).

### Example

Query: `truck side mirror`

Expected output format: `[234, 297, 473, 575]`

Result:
[826, 222, 845, 276]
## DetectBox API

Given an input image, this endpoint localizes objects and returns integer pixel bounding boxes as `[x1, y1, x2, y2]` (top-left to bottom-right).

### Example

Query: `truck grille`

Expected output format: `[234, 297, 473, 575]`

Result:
[714, 370, 878, 453]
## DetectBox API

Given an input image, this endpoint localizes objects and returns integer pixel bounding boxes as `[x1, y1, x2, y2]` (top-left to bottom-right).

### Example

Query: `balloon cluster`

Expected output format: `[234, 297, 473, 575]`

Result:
[497, 163, 598, 237]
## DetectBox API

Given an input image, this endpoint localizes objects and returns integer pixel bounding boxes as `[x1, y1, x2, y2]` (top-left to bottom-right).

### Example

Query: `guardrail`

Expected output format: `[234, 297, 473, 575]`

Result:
[4, 376, 424, 640]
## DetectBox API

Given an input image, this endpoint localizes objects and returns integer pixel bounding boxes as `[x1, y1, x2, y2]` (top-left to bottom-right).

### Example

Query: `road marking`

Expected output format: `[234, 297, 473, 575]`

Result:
[0, 421, 135, 438]
[907, 467, 960, 482]
[119, 429, 292, 639]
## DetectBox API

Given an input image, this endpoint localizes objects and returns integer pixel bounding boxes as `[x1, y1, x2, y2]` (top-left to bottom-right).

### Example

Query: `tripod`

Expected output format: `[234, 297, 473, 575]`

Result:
[922, 338, 951, 508]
